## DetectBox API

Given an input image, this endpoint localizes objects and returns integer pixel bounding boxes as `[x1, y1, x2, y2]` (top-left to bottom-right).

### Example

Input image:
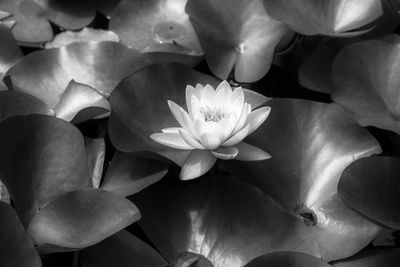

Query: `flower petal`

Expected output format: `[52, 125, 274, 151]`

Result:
[199, 133, 221, 149]
[222, 124, 250, 147]
[185, 85, 196, 118]
[233, 103, 250, 134]
[201, 84, 216, 104]
[211, 146, 238, 160]
[150, 133, 194, 150]
[246, 106, 271, 135]
[215, 80, 232, 104]
[161, 127, 180, 133]
[180, 150, 216, 180]
[178, 128, 205, 149]
[167, 100, 192, 131]
[235, 142, 271, 161]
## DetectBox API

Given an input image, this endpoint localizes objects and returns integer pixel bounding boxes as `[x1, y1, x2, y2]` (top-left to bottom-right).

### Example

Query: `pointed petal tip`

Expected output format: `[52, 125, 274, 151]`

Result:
[179, 150, 216, 180]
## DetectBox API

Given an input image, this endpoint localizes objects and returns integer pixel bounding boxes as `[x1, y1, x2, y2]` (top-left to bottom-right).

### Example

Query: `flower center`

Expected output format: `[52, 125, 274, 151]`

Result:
[200, 106, 228, 122]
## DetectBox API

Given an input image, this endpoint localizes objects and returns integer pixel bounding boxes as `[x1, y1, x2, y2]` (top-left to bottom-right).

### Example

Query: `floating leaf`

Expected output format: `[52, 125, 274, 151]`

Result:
[53, 80, 111, 123]
[145, 43, 204, 67]
[102, 151, 169, 197]
[27, 189, 140, 251]
[133, 173, 320, 267]
[6, 41, 151, 106]
[338, 156, 400, 230]
[0, 201, 42, 267]
[80, 230, 167, 267]
[245, 251, 330, 267]
[0, 24, 22, 87]
[85, 137, 106, 189]
[220, 99, 382, 261]
[186, 0, 289, 82]
[45, 28, 120, 49]
[263, 0, 383, 36]
[333, 249, 400, 267]
[0, 115, 90, 226]
[110, 0, 202, 54]
[172, 252, 214, 267]
[332, 36, 400, 134]
[0, 0, 53, 44]
[108, 63, 268, 166]
[0, 90, 53, 122]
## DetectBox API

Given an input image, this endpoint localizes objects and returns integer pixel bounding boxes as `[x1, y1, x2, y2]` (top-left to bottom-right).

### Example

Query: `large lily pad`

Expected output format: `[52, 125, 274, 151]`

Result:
[0, 24, 22, 88]
[110, 0, 202, 53]
[332, 36, 400, 134]
[6, 41, 150, 107]
[245, 251, 330, 267]
[80, 230, 167, 267]
[0, 201, 42, 267]
[133, 173, 321, 267]
[0, 115, 90, 226]
[102, 151, 169, 197]
[27, 189, 140, 251]
[333, 248, 400, 267]
[108, 63, 268, 165]
[338, 156, 400, 230]
[263, 0, 383, 36]
[220, 99, 382, 261]
[186, 0, 289, 82]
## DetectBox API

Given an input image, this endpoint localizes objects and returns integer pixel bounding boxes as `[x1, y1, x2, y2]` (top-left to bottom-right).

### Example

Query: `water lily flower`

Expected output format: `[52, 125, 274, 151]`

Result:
[150, 80, 271, 180]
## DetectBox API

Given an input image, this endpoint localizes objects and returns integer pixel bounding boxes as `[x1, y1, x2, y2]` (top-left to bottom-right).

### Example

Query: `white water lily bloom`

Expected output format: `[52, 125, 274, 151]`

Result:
[150, 80, 271, 180]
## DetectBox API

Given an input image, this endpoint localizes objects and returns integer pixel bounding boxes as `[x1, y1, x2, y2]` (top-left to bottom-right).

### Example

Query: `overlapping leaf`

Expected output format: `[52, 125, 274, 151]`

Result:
[332, 36, 400, 134]
[338, 156, 400, 230]
[80, 230, 167, 267]
[263, 0, 383, 36]
[333, 249, 400, 267]
[108, 63, 269, 166]
[220, 99, 382, 261]
[0, 25, 22, 88]
[245, 251, 330, 267]
[186, 0, 289, 82]
[133, 173, 320, 267]
[0, 201, 42, 267]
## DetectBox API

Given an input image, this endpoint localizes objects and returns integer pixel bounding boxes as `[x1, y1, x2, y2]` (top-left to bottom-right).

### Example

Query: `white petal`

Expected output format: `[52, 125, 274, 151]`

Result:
[201, 84, 216, 104]
[232, 103, 250, 134]
[195, 83, 205, 91]
[211, 146, 238, 160]
[190, 95, 203, 121]
[178, 128, 205, 149]
[222, 124, 250, 147]
[217, 116, 237, 143]
[215, 80, 232, 102]
[161, 127, 180, 133]
[180, 150, 216, 180]
[199, 133, 221, 149]
[245, 106, 271, 135]
[150, 133, 194, 150]
[186, 85, 196, 118]
[235, 142, 271, 161]
[167, 100, 194, 132]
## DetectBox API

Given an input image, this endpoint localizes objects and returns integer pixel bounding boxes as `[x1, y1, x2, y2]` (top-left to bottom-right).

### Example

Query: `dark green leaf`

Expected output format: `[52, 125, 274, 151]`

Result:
[245, 251, 330, 267]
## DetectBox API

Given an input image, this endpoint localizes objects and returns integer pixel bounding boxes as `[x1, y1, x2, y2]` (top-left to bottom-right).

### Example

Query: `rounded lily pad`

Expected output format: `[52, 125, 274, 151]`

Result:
[220, 99, 382, 261]
[0, 201, 41, 267]
[80, 230, 167, 267]
[0, 24, 22, 87]
[102, 151, 169, 197]
[108, 63, 269, 166]
[6, 41, 151, 107]
[27, 188, 140, 251]
[133, 173, 320, 267]
[186, 0, 289, 82]
[110, 0, 202, 54]
[332, 36, 400, 134]
[338, 156, 400, 230]
[0, 114, 90, 226]
[333, 248, 400, 267]
[263, 0, 383, 36]
[245, 251, 330, 267]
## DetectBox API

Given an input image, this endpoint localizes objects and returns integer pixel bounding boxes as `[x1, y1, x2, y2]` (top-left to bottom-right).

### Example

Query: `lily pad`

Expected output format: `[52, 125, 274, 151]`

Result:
[0, 90, 53, 122]
[338, 156, 400, 230]
[80, 230, 167, 267]
[220, 99, 382, 261]
[263, 0, 383, 36]
[0, 24, 22, 88]
[0, 201, 42, 267]
[245, 251, 330, 267]
[172, 252, 214, 267]
[108, 63, 269, 166]
[110, 0, 202, 54]
[133, 173, 321, 267]
[186, 0, 289, 82]
[332, 36, 400, 134]
[0, 114, 90, 226]
[84, 137, 106, 189]
[333, 248, 400, 267]
[45, 28, 120, 49]
[27, 188, 140, 251]
[6, 41, 151, 107]
[102, 151, 169, 197]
